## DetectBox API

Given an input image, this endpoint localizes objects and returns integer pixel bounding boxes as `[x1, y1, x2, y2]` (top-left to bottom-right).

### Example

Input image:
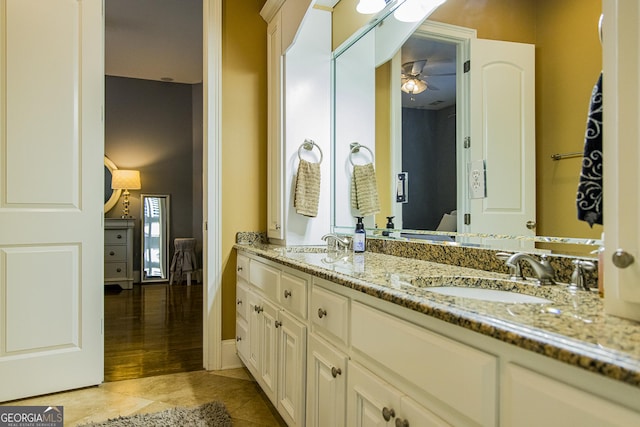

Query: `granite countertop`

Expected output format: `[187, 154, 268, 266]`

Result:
[235, 243, 640, 388]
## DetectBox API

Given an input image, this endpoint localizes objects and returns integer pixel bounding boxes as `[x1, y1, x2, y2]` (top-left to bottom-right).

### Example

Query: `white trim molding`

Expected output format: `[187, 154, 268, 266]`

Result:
[203, 0, 223, 370]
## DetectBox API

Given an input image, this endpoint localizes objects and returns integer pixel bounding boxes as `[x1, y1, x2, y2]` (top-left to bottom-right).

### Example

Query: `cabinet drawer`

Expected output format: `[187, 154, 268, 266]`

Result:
[250, 259, 280, 301]
[503, 364, 640, 426]
[237, 253, 249, 281]
[279, 270, 308, 320]
[105, 262, 127, 278]
[311, 284, 349, 347]
[351, 301, 497, 426]
[236, 320, 249, 362]
[105, 245, 127, 262]
[236, 281, 250, 321]
[105, 229, 128, 245]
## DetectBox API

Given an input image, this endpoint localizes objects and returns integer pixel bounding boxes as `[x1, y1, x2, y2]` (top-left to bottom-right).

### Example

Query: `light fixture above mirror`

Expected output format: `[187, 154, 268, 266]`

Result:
[356, 0, 386, 14]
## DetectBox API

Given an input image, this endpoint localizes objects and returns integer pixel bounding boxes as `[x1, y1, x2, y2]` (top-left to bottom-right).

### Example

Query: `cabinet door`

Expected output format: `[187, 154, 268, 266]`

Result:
[503, 364, 640, 427]
[277, 310, 307, 427]
[259, 298, 279, 403]
[266, 10, 284, 241]
[347, 361, 403, 427]
[307, 334, 348, 427]
[236, 319, 249, 362]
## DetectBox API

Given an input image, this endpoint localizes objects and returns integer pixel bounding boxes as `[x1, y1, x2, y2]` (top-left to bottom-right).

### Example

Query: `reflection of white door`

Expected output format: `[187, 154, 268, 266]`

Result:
[0, 0, 104, 401]
[467, 39, 535, 241]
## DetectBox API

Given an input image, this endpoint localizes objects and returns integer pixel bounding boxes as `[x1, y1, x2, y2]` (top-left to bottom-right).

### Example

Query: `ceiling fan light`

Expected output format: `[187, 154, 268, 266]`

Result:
[356, 0, 386, 14]
[394, 0, 447, 23]
[401, 78, 427, 94]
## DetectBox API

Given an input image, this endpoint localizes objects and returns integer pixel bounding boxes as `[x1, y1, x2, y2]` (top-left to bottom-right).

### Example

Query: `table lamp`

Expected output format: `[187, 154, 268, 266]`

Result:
[111, 170, 141, 218]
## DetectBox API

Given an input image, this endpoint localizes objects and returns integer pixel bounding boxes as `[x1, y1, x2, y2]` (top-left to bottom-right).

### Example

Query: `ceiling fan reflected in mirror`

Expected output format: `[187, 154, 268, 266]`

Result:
[401, 59, 454, 96]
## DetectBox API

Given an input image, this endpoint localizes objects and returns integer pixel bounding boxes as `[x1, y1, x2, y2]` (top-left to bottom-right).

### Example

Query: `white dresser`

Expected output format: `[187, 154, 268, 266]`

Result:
[104, 218, 135, 289]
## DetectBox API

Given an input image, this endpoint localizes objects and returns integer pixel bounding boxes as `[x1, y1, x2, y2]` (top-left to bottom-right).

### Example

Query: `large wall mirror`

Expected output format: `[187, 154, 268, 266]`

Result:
[332, 0, 603, 255]
[141, 194, 170, 282]
[104, 156, 122, 213]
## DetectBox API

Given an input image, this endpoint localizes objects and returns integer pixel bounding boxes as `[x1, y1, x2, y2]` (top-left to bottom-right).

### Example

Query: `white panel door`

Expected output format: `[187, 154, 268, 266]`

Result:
[0, 0, 104, 401]
[468, 38, 535, 240]
[347, 361, 403, 427]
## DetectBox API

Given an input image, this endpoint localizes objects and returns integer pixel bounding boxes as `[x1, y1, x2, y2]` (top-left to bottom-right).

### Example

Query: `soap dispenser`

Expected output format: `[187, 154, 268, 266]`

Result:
[353, 217, 366, 253]
[382, 216, 395, 237]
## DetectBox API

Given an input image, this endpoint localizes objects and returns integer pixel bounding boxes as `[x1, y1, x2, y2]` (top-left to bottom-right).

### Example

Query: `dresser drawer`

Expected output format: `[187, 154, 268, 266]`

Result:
[351, 301, 497, 426]
[105, 245, 127, 262]
[311, 281, 349, 347]
[105, 228, 128, 245]
[279, 269, 308, 320]
[105, 262, 128, 278]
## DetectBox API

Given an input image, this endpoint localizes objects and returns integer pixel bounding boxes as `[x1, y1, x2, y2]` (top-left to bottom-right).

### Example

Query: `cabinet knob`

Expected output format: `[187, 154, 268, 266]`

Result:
[254, 306, 263, 313]
[236, 299, 242, 305]
[612, 249, 635, 269]
[275, 320, 282, 328]
[526, 220, 536, 230]
[395, 418, 409, 427]
[331, 367, 342, 378]
[237, 266, 243, 272]
[317, 308, 327, 319]
[109, 251, 115, 256]
[116, 234, 122, 239]
[382, 407, 395, 421]
[236, 336, 242, 342]
[116, 268, 122, 273]
[283, 289, 292, 298]
[275, 224, 281, 230]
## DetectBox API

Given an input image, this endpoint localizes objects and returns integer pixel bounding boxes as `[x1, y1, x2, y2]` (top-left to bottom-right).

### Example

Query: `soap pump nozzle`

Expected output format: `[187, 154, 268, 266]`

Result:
[386, 216, 395, 229]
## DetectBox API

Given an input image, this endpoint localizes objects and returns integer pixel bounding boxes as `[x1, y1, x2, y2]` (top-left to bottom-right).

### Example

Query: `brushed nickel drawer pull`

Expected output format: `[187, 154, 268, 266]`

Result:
[116, 268, 122, 273]
[395, 418, 409, 427]
[237, 266, 243, 272]
[382, 407, 395, 421]
[236, 299, 242, 305]
[236, 336, 242, 342]
[612, 249, 635, 269]
[116, 234, 123, 239]
[109, 251, 115, 256]
[284, 290, 292, 298]
[317, 308, 327, 318]
[254, 306, 263, 313]
[331, 367, 342, 378]
[275, 320, 282, 328]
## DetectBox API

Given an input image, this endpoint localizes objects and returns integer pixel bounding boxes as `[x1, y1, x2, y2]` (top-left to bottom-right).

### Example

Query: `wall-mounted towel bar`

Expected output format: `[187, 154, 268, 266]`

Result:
[349, 142, 374, 166]
[551, 151, 583, 161]
[298, 138, 323, 164]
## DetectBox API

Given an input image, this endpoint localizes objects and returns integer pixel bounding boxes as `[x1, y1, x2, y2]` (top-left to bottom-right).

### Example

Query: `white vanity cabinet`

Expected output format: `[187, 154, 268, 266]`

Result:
[348, 360, 451, 427]
[235, 252, 308, 427]
[502, 364, 640, 427]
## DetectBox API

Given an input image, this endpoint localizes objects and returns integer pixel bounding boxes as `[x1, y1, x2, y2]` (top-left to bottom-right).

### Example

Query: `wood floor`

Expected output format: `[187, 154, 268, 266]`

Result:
[104, 282, 204, 382]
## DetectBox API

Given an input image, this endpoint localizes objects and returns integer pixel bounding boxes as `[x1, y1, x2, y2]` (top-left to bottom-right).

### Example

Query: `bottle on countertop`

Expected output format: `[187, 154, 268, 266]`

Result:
[353, 216, 366, 253]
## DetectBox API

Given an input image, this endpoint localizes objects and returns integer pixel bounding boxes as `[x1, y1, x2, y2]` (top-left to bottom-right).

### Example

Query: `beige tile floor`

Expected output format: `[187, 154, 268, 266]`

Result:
[3, 368, 286, 426]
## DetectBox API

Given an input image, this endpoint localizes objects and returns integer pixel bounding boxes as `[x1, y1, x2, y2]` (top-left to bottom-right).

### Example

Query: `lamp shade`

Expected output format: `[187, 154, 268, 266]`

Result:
[111, 170, 141, 190]
[401, 78, 428, 94]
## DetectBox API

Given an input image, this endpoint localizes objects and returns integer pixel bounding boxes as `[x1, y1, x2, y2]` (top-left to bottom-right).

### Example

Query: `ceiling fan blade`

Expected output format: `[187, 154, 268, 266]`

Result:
[426, 72, 456, 77]
[426, 82, 440, 90]
[411, 60, 427, 75]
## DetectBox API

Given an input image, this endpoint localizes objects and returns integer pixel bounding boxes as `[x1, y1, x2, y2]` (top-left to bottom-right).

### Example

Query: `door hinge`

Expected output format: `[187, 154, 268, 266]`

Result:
[204, 221, 208, 231]
[464, 136, 471, 148]
[464, 60, 471, 73]
[464, 213, 471, 225]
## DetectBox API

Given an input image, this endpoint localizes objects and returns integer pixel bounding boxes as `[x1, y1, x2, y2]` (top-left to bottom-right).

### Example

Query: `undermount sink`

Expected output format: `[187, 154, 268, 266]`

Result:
[425, 287, 552, 304]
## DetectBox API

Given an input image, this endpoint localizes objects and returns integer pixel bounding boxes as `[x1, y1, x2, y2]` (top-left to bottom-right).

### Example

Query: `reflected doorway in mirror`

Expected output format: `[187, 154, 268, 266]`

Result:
[141, 194, 171, 283]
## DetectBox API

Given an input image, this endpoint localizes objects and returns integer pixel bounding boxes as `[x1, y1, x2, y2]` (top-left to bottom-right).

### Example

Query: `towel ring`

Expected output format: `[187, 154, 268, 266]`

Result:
[298, 139, 323, 164]
[349, 142, 374, 166]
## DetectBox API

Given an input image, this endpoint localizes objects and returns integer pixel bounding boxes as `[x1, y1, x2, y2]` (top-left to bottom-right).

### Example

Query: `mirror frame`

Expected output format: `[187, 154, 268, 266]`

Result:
[141, 194, 171, 283]
[104, 156, 122, 213]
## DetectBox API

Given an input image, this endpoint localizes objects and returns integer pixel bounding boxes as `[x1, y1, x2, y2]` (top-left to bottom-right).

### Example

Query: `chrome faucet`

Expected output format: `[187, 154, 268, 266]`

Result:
[321, 233, 350, 251]
[505, 253, 555, 285]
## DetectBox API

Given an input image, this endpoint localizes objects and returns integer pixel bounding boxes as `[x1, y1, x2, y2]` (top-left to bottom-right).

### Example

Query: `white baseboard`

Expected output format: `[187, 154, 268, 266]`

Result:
[220, 339, 243, 369]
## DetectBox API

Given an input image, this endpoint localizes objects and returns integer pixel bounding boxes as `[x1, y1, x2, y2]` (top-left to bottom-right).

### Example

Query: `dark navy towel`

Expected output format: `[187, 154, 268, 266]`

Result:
[577, 73, 603, 227]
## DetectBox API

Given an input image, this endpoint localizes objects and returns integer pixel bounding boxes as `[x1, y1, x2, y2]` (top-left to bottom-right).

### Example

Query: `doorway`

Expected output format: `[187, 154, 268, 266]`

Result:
[103, 0, 206, 381]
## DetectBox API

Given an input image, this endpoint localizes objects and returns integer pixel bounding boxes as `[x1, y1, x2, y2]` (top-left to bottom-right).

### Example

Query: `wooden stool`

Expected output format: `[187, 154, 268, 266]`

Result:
[169, 238, 198, 285]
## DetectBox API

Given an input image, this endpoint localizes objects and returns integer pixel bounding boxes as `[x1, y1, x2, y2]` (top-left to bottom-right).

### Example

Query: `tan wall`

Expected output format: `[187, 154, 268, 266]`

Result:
[375, 61, 392, 227]
[333, 0, 603, 242]
[221, 0, 267, 340]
